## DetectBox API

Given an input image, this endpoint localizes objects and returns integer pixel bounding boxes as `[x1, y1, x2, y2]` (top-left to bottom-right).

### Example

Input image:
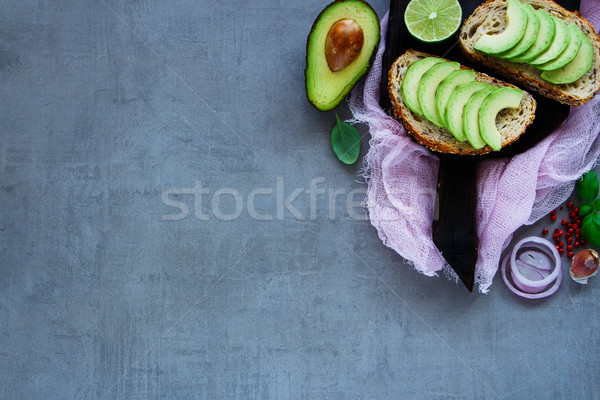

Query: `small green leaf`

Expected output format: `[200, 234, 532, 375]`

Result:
[579, 203, 594, 217]
[581, 214, 593, 242]
[581, 213, 600, 248]
[595, 199, 600, 211]
[576, 171, 599, 202]
[331, 113, 361, 165]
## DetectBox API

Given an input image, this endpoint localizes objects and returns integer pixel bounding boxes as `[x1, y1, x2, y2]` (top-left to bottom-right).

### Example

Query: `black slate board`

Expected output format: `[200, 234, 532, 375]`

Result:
[379, 0, 580, 291]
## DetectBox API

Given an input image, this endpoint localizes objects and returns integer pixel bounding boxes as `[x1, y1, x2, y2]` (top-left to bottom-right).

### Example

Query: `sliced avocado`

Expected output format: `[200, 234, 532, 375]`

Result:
[479, 87, 523, 151]
[541, 33, 594, 84]
[537, 23, 583, 71]
[510, 9, 555, 63]
[305, 0, 380, 111]
[529, 16, 570, 65]
[474, 0, 527, 54]
[445, 81, 490, 142]
[417, 61, 460, 127]
[463, 87, 498, 149]
[401, 57, 445, 116]
[497, 3, 539, 59]
[436, 69, 476, 128]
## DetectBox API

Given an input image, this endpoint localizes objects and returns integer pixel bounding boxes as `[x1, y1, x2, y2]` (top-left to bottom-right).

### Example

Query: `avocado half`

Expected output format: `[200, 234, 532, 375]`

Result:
[305, 0, 380, 111]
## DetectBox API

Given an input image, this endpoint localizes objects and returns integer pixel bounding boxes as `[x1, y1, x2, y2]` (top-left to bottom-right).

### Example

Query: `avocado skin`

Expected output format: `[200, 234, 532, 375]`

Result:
[305, 0, 380, 111]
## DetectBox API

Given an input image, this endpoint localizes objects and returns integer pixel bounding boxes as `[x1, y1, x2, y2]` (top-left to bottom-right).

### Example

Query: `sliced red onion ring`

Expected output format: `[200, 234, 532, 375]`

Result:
[514, 259, 548, 281]
[501, 236, 563, 299]
[517, 249, 553, 271]
[501, 253, 563, 299]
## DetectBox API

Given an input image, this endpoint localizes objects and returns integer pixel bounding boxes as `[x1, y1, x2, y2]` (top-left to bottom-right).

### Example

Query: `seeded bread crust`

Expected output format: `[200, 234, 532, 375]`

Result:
[388, 50, 537, 155]
[459, 0, 600, 107]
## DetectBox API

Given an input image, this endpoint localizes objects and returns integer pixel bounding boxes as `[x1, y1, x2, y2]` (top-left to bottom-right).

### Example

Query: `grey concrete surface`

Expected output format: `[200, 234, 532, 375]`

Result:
[1, 0, 599, 399]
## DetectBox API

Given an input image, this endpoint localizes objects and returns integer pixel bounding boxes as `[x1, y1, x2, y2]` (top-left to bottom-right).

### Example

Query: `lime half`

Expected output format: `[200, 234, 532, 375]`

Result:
[404, 0, 462, 43]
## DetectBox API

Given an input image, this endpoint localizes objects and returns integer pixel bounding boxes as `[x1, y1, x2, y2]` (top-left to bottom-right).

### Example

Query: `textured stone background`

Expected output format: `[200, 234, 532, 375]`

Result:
[1, 0, 599, 399]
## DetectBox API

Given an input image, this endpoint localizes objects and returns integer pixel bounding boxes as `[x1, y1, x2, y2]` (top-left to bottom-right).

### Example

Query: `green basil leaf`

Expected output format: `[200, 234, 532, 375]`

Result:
[576, 171, 599, 202]
[581, 214, 593, 243]
[579, 203, 594, 217]
[581, 213, 600, 248]
[331, 114, 361, 165]
[594, 199, 600, 211]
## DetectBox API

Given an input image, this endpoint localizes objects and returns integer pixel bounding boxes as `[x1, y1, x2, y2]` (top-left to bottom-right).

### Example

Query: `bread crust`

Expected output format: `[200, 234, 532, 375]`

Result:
[459, 0, 600, 107]
[388, 50, 537, 156]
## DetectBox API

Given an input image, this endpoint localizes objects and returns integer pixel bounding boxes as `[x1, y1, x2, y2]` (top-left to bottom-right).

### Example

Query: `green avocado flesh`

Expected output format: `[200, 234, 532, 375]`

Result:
[305, 0, 380, 111]
[537, 24, 583, 71]
[541, 33, 594, 84]
[474, 0, 527, 54]
[475, 1, 594, 85]
[529, 17, 570, 65]
[401, 57, 445, 115]
[436, 69, 476, 127]
[463, 87, 498, 149]
[498, 3, 539, 59]
[446, 81, 489, 142]
[479, 87, 523, 151]
[418, 62, 460, 127]
[401, 57, 527, 151]
[510, 9, 555, 62]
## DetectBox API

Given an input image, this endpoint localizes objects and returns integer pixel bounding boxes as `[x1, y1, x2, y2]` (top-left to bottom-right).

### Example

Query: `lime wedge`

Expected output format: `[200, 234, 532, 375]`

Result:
[404, 0, 462, 43]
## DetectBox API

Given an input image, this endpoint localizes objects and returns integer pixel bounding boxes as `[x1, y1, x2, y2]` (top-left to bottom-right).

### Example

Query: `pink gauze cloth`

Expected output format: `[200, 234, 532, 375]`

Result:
[349, 0, 600, 293]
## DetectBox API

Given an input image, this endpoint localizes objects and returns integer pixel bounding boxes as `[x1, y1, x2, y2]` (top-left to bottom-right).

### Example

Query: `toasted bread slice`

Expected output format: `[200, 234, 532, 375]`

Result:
[388, 50, 536, 155]
[459, 0, 600, 106]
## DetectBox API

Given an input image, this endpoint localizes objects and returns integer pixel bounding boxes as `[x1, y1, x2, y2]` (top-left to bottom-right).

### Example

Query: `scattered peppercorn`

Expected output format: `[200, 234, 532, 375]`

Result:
[543, 201, 592, 260]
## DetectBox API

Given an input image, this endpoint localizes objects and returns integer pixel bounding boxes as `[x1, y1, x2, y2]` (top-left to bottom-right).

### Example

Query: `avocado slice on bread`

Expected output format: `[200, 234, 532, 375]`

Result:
[388, 51, 536, 155]
[459, 0, 600, 106]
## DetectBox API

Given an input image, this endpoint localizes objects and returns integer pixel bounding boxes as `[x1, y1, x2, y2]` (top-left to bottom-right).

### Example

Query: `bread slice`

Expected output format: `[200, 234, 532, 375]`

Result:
[459, 0, 600, 107]
[388, 50, 537, 156]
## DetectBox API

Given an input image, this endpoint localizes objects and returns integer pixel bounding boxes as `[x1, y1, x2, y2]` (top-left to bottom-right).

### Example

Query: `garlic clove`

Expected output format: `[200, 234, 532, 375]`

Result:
[570, 249, 599, 284]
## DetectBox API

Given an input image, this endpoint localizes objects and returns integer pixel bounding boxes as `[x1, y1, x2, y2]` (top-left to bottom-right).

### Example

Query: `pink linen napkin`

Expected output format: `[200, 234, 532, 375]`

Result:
[349, 1, 600, 292]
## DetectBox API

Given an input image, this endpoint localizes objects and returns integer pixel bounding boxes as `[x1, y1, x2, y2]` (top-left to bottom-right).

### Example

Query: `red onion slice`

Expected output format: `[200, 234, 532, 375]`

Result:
[501, 236, 563, 298]
[514, 259, 548, 281]
[510, 267, 547, 293]
[517, 249, 553, 271]
[501, 253, 563, 299]
[510, 237, 561, 290]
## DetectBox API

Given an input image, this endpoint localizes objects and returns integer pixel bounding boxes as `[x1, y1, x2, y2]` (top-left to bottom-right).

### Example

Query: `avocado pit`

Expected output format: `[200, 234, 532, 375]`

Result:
[325, 19, 364, 72]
